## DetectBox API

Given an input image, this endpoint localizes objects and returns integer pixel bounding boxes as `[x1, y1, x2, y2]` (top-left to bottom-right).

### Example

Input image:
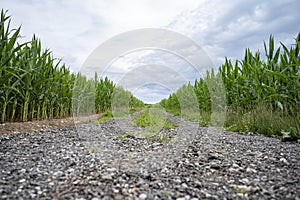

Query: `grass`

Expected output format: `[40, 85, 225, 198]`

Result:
[131, 107, 178, 142]
[225, 105, 300, 141]
[98, 111, 114, 123]
[168, 105, 299, 142]
[132, 108, 177, 130]
[97, 108, 142, 123]
[87, 146, 100, 154]
[159, 33, 300, 141]
[117, 133, 128, 141]
[233, 186, 248, 194]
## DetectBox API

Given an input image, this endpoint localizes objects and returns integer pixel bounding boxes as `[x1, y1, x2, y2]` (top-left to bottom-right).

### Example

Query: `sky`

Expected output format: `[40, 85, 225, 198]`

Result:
[1, 0, 299, 103]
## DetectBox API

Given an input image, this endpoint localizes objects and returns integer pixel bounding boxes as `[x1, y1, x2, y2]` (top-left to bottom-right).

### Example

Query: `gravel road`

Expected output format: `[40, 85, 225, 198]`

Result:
[0, 114, 299, 199]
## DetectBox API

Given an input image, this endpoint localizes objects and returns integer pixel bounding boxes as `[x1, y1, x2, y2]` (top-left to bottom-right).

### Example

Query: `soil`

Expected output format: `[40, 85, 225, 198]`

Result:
[0, 115, 99, 135]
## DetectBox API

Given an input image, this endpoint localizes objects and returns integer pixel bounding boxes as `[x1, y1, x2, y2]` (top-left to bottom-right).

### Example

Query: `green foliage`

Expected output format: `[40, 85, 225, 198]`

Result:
[281, 128, 300, 142]
[130, 95, 145, 109]
[95, 76, 115, 113]
[97, 111, 113, 123]
[0, 10, 144, 122]
[132, 110, 152, 128]
[117, 133, 128, 141]
[160, 93, 180, 115]
[149, 133, 173, 143]
[132, 108, 177, 130]
[160, 33, 300, 140]
[233, 186, 248, 194]
[132, 108, 177, 142]
[0, 9, 75, 121]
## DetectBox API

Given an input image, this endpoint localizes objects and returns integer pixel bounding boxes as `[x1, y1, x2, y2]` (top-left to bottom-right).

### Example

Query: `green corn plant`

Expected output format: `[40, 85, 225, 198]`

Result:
[1, 10, 144, 123]
[160, 33, 299, 139]
[0, 9, 27, 122]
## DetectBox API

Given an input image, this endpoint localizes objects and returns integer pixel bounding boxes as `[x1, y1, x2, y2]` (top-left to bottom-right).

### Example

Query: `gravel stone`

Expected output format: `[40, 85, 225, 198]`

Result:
[138, 193, 147, 199]
[0, 113, 299, 199]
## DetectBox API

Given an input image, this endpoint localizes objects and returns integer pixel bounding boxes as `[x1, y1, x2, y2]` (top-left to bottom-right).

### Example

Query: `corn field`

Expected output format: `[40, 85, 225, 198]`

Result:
[161, 33, 300, 140]
[0, 10, 144, 122]
[1, 9, 299, 139]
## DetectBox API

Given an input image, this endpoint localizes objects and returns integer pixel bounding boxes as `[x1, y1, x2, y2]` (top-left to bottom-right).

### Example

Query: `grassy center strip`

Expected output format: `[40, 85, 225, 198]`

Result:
[130, 108, 178, 143]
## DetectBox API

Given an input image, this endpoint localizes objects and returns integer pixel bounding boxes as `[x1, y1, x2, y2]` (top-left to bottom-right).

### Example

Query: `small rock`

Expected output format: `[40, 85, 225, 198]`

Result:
[210, 162, 221, 170]
[211, 182, 219, 186]
[67, 168, 75, 173]
[113, 188, 119, 193]
[106, 168, 117, 172]
[121, 188, 128, 195]
[174, 178, 181, 184]
[246, 167, 257, 173]
[19, 179, 26, 183]
[53, 171, 63, 176]
[35, 186, 41, 191]
[232, 163, 240, 168]
[240, 178, 250, 184]
[208, 153, 219, 160]
[139, 193, 147, 200]
[181, 183, 188, 188]
[128, 187, 139, 193]
[228, 168, 240, 173]
[279, 157, 288, 164]
[101, 174, 112, 180]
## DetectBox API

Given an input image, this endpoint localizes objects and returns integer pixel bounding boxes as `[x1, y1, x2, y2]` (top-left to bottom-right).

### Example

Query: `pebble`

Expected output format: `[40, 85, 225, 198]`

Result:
[139, 193, 147, 199]
[106, 168, 117, 172]
[181, 183, 188, 188]
[240, 178, 250, 184]
[210, 162, 221, 170]
[279, 157, 288, 164]
[0, 115, 299, 199]
[228, 167, 240, 173]
[232, 163, 240, 168]
[101, 174, 113, 180]
[246, 167, 257, 173]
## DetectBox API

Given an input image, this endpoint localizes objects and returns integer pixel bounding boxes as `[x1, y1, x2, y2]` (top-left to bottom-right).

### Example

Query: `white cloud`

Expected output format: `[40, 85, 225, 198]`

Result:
[1, 0, 202, 70]
[166, 0, 299, 66]
[132, 83, 172, 104]
[1, 0, 299, 103]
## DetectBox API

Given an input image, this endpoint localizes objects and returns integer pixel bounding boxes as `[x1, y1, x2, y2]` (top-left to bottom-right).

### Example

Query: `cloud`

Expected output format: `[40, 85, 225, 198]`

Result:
[1, 0, 109, 71]
[167, 0, 300, 66]
[88, 50, 196, 103]
[2, 0, 205, 70]
[80, 28, 214, 103]
[1, 0, 299, 103]
[132, 83, 172, 104]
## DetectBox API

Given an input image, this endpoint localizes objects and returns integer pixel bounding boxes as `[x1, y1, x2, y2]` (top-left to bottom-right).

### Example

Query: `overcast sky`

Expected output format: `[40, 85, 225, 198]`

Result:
[1, 0, 299, 103]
